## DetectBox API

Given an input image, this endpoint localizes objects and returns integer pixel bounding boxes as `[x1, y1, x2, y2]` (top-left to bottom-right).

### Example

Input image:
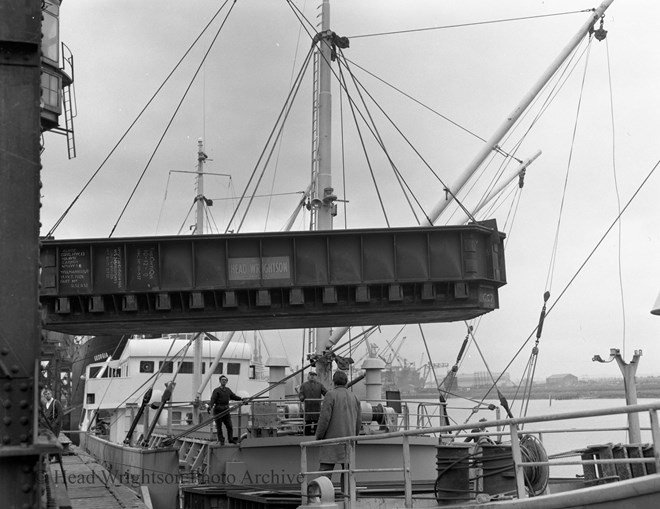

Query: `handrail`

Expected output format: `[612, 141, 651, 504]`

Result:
[299, 401, 660, 504]
[302, 401, 660, 445]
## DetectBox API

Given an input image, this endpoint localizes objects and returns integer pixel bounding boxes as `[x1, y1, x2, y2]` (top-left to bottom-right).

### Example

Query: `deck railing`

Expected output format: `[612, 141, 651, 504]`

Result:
[300, 401, 660, 507]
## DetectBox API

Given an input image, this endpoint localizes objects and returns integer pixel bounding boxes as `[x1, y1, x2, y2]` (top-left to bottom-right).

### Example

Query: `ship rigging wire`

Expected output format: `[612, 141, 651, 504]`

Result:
[481, 157, 660, 407]
[286, 0, 477, 225]
[544, 40, 594, 296]
[223, 45, 316, 233]
[442, 35, 604, 419]
[108, 3, 238, 238]
[348, 10, 594, 40]
[46, 0, 236, 238]
[337, 51, 428, 225]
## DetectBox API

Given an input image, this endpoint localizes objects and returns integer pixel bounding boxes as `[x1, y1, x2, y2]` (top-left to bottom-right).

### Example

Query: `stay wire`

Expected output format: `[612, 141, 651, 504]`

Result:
[335, 57, 391, 226]
[223, 46, 315, 233]
[285, 0, 317, 40]
[348, 10, 592, 40]
[286, 4, 473, 224]
[176, 200, 197, 235]
[488, 157, 660, 400]
[108, 2, 238, 237]
[337, 53, 421, 225]
[46, 0, 235, 238]
[345, 58, 487, 146]
[544, 40, 593, 293]
[236, 50, 314, 233]
[338, 51, 475, 224]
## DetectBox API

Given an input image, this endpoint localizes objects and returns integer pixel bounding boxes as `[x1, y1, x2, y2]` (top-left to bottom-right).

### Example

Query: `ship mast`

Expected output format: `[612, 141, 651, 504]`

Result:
[311, 0, 337, 387]
[193, 138, 207, 421]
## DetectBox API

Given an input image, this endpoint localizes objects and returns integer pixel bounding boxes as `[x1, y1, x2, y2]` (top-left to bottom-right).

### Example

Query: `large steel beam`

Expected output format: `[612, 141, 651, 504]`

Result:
[40, 222, 506, 335]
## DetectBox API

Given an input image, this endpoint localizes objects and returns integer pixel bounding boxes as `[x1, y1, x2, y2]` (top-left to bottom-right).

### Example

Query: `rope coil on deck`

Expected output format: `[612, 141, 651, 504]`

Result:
[520, 434, 550, 496]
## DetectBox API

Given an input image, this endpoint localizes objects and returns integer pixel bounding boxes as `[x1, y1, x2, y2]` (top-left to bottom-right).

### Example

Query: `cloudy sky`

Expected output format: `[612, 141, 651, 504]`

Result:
[41, 0, 660, 383]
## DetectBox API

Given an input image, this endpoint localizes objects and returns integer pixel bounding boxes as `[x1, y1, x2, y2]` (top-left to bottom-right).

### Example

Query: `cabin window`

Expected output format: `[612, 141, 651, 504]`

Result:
[176, 361, 205, 374]
[227, 363, 240, 375]
[172, 411, 181, 424]
[213, 363, 224, 375]
[86, 394, 95, 404]
[89, 366, 101, 378]
[42, 2, 60, 65]
[41, 71, 61, 113]
[139, 361, 154, 373]
[159, 361, 173, 373]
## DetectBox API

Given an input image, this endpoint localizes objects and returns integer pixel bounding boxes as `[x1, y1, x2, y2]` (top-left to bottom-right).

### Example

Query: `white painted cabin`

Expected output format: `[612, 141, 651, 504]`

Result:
[80, 336, 269, 443]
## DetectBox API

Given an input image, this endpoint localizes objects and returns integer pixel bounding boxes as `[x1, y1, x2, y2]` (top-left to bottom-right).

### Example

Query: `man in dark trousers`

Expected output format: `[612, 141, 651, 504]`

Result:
[208, 375, 244, 444]
[42, 388, 62, 438]
[42, 388, 63, 462]
[316, 370, 362, 492]
[298, 371, 327, 435]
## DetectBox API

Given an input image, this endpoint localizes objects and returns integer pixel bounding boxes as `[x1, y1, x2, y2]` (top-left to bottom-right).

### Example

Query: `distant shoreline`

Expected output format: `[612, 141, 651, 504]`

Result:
[402, 382, 660, 401]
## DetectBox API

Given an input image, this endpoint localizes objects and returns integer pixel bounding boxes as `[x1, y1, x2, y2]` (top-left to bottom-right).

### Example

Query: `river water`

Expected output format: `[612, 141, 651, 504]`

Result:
[408, 397, 659, 477]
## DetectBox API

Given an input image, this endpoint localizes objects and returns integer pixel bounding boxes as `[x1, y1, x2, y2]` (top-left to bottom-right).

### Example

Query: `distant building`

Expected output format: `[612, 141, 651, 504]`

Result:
[546, 373, 578, 386]
[458, 372, 514, 388]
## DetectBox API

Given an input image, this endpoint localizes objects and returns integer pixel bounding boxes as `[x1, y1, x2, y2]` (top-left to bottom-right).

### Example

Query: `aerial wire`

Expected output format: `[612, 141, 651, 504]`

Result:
[46, 0, 235, 237]
[108, 2, 238, 237]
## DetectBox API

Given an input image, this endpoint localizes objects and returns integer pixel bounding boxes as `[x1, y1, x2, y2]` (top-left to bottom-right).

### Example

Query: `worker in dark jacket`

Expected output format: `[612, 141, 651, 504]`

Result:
[316, 371, 362, 491]
[208, 375, 244, 444]
[298, 371, 327, 435]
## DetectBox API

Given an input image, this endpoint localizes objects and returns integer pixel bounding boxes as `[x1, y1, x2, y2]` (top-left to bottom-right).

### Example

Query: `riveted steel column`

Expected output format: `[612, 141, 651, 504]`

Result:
[0, 1, 45, 507]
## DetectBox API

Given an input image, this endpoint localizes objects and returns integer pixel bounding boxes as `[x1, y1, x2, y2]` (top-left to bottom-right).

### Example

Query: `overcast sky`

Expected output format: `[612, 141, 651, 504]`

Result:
[41, 0, 660, 383]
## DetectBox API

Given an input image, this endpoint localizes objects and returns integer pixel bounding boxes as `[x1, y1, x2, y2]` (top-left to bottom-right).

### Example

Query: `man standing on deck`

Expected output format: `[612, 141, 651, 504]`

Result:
[316, 370, 362, 492]
[208, 375, 244, 445]
[299, 371, 327, 435]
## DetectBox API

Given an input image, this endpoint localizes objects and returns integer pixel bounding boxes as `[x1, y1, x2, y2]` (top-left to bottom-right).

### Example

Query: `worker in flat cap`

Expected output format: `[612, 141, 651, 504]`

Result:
[298, 370, 327, 436]
[208, 375, 244, 444]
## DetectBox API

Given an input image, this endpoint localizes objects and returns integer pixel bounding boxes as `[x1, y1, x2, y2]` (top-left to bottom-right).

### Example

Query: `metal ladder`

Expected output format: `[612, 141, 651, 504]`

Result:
[61, 42, 76, 159]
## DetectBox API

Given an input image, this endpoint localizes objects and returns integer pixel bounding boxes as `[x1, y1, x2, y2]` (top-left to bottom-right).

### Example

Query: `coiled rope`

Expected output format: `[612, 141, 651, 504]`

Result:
[520, 434, 549, 496]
